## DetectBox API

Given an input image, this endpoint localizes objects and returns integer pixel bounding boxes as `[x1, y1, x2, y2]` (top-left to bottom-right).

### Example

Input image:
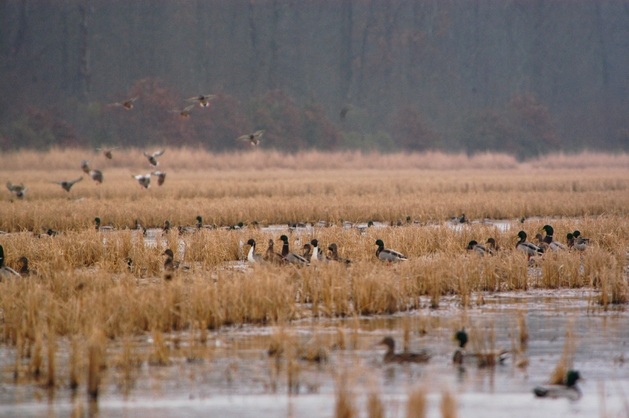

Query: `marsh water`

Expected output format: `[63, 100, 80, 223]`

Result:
[1, 290, 628, 418]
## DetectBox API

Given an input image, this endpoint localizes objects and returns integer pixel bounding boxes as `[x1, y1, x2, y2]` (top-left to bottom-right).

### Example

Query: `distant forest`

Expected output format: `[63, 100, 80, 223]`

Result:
[1, 0, 628, 159]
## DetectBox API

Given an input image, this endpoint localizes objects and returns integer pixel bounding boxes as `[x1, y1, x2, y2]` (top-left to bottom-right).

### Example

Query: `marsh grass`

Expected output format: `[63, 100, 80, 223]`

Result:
[549, 325, 576, 385]
[440, 391, 457, 418]
[406, 386, 427, 418]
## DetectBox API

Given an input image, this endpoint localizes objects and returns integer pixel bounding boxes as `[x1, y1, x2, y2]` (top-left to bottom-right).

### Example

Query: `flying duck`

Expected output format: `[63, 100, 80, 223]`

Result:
[185, 94, 216, 107]
[375, 239, 407, 262]
[533, 370, 582, 400]
[6, 182, 27, 198]
[80, 160, 91, 174]
[280, 235, 309, 266]
[327, 243, 351, 264]
[150, 171, 166, 186]
[144, 150, 165, 166]
[53, 176, 83, 192]
[516, 231, 543, 259]
[96, 147, 120, 159]
[173, 104, 195, 119]
[89, 170, 103, 184]
[0, 245, 21, 278]
[108, 97, 138, 110]
[246, 239, 264, 264]
[378, 337, 431, 364]
[236, 130, 265, 146]
[132, 174, 151, 189]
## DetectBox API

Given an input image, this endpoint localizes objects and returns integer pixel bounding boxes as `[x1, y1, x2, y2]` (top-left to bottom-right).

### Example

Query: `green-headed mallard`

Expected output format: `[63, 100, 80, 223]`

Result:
[375, 239, 407, 262]
[195, 216, 214, 230]
[453, 329, 469, 365]
[328, 243, 351, 264]
[144, 150, 164, 167]
[132, 174, 151, 189]
[96, 147, 120, 159]
[109, 97, 138, 110]
[89, 169, 103, 184]
[0, 245, 21, 278]
[53, 176, 83, 192]
[246, 239, 264, 264]
[264, 239, 285, 265]
[516, 231, 543, 259]
[6, 182, 27, 199]
[541, 225, 567, 251]
[151, 171, 166, 186]
[185, 94, 216, 107]
[173, 104, 195, 119]
[466, 240, 487, 256]
[572, 230, 589, 251]
[81, 159, 91, 174]
[378, 337, 431, 364]
[280, 235, 309, 266]
[236, 130, 265, 146]
[94, 217, 114, 231]
[533, 370, 582, 400]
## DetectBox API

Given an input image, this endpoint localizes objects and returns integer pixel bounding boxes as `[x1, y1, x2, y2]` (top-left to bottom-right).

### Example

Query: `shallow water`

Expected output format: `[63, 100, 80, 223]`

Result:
[0, 290, 628, 417]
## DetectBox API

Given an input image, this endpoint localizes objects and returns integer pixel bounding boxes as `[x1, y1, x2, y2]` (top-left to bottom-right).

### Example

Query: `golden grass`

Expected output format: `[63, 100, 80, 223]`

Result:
[406, 386, 427, 418]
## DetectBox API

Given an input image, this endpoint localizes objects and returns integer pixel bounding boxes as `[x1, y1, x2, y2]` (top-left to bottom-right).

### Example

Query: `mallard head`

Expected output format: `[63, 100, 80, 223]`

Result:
[542, 225, 554, 236]
[517, 231, 527, 240]
[466, 240, 478, 250]
[486, 238, 496, 246]
[454, 329, 468, 348]
[375, 239, 384, 247]
[94, 217, 101, 225]
[280, 235, 289, 243]
[567, 233, 573, 240]
[573, 230, 581, 238]
[0, 245, 4, 268]
[196, 216, 203, 223]
[368, 221, 374, 227]
[565, 370, 581, 387]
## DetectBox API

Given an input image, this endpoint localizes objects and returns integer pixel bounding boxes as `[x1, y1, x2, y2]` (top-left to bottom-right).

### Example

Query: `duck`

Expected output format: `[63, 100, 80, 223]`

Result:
[195, 216, 214, 229]
[135, 219, 147, 235]
[264, 239, 285, 265]
[163, 220, 171, 232]
[572, 230, 589, 251]
[53, 176, 83, 192]
[534, 234, 550, 251]
[185, 94, 216, 107]
[236, 130, 265, 146]
[80, 159, 91, 174]
[451, 329, 508, 367]
[96, 147, 120, 159]
[162, 249, 177, 280]
[6, 182, 27, 199]
[327, 243, 351, 264]
[375, 239, 407, 262]
[309, 239, 327, 262]
[453, 329, 469, 365]
[280, 235, 309, 266]
[108, 97, 138, 110]
[485, 238, 500, 254]
[17, 256, 34, 277]
[173, 104, 195, 119]
[246, 239, 264, 264]
[533, 370, 582, 400]
[144, 150, 165, 167]
[94, 217, 115, 231]
[516, 231, 543, 259]
[541, 225, 567, 251]
[132, 174, 151, 189]
[378, 337, 431, 364]
[40, 227, 58, 237]
[89, 169, 103, 184]
[302, 243, 312, 262]
[466, 240, 487, 256]
[151, 171, 166, 186]
[0, 245, 21, 278]
[451, 213, 468, 224]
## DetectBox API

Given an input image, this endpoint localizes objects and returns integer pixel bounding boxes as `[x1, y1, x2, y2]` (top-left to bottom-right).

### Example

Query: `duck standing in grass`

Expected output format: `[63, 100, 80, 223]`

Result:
[328, 243, 351, 264]
[162, 249, 177, 280]
[533, 370, 582, 400]
[516, 231, 543, 260]
[572, 230, 589, 251]
[541, 225, 567, 251]
[280, 235, 309, 266]
[301, 243, 312, 262]
[0, 245, 21, 278]
[246, 239, 264, 264]
[375, 239, 407, 262]
[53, 177, 83, 192]
[94, 217, 114, 231]
[151, 171, 166, 186]
[485, 238, 499, 254]
[264, 239, 285, 265]
[6, 182, 27, 199]
[144, 150, 165, 167]
[309, 239, 327, 262]
[17, 256, 34, 277]
[466, 240, 487, 256]
[378, 337, 431, 363]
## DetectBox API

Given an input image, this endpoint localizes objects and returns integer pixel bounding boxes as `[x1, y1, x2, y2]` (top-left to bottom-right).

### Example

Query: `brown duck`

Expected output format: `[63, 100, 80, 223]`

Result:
[378, 337, 431, 364]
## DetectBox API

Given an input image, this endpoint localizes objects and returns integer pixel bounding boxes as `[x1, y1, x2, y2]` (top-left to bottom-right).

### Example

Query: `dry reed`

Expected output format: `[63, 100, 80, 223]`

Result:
[406, 386, 427, 418]
[440, 391, 457, 418]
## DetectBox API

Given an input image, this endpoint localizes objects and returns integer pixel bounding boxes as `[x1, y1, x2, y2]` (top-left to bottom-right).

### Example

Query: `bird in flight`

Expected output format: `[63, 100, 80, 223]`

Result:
[96, 147, 120, 159]
[132, 174, 151, 189]
[109, 97, 138, 110]
[236, 130, 265, 146]
[185, 94, 216, 107]
[53, 177, 83, 192]
[6, 182, 27, 198]
[151, 171, 166, 186]
[173, 105, 195, 119]
[144, 150, 165, 166]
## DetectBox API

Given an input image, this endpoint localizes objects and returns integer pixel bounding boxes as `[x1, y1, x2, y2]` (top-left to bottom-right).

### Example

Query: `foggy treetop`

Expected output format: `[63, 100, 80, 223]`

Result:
[1, 0, 628, 158]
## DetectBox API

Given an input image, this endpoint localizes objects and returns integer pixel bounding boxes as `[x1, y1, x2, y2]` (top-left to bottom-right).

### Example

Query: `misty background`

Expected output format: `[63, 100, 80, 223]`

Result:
[1, 0, 628, 159]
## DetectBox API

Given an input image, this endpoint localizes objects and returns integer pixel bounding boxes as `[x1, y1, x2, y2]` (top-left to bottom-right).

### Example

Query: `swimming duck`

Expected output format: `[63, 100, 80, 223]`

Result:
[185, 94, 216, 107]
[6, 182, 27, 199]
[572, 231, 589, 251]
[516, 231, 543, 259]
[246, 239, 264, 264]
[451, 329, 508, 367]
[375, 239, 407, 262]
[0, 245, 21, 278]
[96, 147, 120, 159]
[533, 370, 582, 400]
[327, 243, 351, 264]
[264, 239, 285, 265]
[144, 150, 165, 167]
[89, 170, 103, 184]
[173, 104, 195, 119]
[466, 240, 487, 256]
[541, 225, 567, 251]
[81, 159, 91, 174]
[236, 130, 265, 146]
[132, 174, 151, 189]
[453, 329, 469, 365]
[94, 217, 114, 231]
[151, 171, 166, 186]
[53, 176, 83, 192]
[109, 97, 138, 110]
[378, 337, 431, 364]
[485, 238, 499, 254]
[280, 235, 309, 266]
